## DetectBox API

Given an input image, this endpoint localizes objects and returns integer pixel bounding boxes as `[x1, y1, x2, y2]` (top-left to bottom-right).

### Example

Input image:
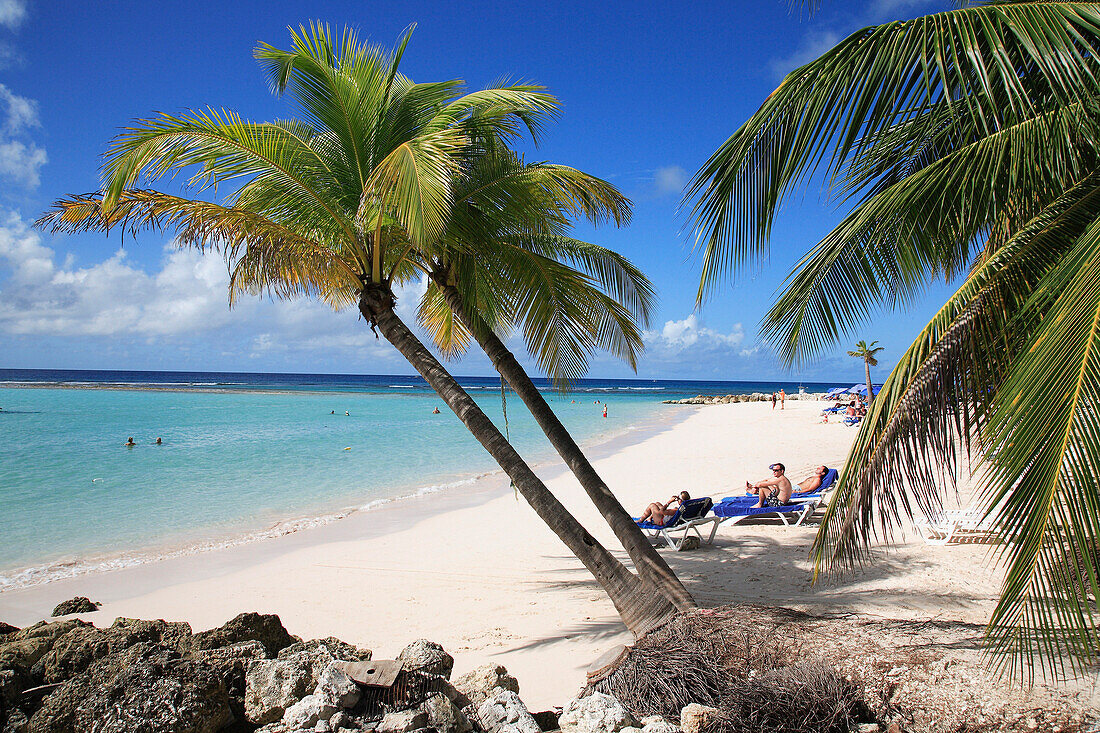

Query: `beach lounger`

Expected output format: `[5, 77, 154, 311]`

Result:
[712, 499, 819, 527]
[844, 415, 862, 426]
[635, 497, 719, 550]
[721, 469, 839, 505]
[914, 508, 1000, 545]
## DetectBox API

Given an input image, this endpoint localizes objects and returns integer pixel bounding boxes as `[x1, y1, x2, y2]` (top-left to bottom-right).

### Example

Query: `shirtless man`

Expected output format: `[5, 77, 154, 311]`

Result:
[638, 491, 690, 526]
[746, 463, 793, 507]
[796, 465, 830, 494]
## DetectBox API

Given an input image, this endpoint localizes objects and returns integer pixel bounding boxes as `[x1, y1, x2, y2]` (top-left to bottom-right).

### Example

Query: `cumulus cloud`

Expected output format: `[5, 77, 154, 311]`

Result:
[0, 0, 25, 30]
[0, 84, 44, 188]
[0, 213, 426, 365]
[653, 165, 688, 196]
[644, 314, 744, 353]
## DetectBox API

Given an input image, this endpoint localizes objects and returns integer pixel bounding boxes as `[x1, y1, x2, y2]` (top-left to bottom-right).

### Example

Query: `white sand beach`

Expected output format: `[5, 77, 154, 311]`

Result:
[0, 399, 1001, 710]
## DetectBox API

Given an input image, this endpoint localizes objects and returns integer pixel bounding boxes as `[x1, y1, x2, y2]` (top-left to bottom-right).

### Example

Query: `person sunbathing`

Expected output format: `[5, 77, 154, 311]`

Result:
[796, 465, 830, 494]
[746, 463, 793, 507]
[638, 491, 690, 526]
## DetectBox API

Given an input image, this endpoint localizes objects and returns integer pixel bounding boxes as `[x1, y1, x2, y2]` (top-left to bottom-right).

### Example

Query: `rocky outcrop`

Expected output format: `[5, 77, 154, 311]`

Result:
[188, 612, 295, 658]
[420, 692, 472, 733]
[244, 645, 336, 725]
[398, 638, 454, 678]
[49, 598, 100, 617]
[453, 664, 520, 708]
[663, 393, 823, 405]
[477, 688, 541, 733]
[28, 641, 234, 732]
[0, 623, 18, 637]
[278, 636, 371, 662]
[559, 692, 638, 733]
[678, 704, 719, 733]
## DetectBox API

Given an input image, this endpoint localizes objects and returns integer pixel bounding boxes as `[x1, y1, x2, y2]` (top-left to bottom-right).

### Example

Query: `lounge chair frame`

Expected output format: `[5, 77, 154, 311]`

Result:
[914, 508, 1001, 545]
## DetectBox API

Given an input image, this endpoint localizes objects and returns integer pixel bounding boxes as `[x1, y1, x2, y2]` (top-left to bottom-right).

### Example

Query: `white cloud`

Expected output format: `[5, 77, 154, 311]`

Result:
[0, 84, 43, 188]
[768, 29, 841, 82]
[0, 0, 25, 30]
[653, 165, 687, 196]
[0, 139, 44, 187]
[0, 213, 421, 365]
[644, 314, 744, 354]
[0, 84, 37, 132]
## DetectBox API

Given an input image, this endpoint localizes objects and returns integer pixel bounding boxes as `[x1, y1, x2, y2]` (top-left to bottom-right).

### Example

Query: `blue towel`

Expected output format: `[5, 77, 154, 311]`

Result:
[712, 502, 807, 518]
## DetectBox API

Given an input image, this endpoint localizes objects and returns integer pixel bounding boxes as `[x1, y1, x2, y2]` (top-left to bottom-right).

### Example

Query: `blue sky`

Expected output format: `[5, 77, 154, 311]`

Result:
[0, 0, 954, 382]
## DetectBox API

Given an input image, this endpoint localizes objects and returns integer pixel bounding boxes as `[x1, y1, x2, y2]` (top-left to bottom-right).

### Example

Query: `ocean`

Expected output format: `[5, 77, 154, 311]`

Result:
[0, 369, 831, 590]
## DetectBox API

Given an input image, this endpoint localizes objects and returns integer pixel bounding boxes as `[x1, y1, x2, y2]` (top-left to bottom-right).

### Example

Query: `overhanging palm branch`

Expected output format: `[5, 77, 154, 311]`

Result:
[688, 0, 1100, 675]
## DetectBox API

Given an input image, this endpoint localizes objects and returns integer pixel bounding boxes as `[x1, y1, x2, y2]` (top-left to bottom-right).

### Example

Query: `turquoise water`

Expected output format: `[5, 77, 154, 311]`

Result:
[0, 383, 671, 587]
[0, 370, 831, 590]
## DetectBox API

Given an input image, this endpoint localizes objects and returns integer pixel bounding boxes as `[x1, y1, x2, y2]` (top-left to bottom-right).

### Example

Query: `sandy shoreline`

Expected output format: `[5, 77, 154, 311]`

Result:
[0, 400, 1003, 709]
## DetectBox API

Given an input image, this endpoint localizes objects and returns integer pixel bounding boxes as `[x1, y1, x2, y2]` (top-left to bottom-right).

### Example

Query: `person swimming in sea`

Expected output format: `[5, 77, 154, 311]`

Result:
[154, 437, 162, 445]
[125, 437, 136, 447]
[432, 407, 441, 414]
[345, 411, 350, 416]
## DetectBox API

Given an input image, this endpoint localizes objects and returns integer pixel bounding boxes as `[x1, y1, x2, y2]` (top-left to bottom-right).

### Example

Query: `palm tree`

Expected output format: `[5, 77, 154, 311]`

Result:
[847, 340, 882, 403]
[37, 24, 680, 636]
[417, 146, 694, 611]
[686, 2, 1100, 675]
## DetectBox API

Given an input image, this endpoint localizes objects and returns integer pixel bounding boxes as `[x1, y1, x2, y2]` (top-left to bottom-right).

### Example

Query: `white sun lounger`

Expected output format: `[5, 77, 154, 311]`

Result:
[914, 508, 1000, 545]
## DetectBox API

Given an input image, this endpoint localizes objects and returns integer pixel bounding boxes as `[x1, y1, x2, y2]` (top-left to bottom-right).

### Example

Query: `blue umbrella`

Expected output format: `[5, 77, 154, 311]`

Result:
[823, 386, 850, 399]
[850, 383, 883, 396]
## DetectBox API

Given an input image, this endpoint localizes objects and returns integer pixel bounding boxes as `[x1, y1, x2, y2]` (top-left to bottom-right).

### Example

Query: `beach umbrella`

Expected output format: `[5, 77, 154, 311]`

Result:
[849, 383, 883, 396]
[823, 386, 850, 399]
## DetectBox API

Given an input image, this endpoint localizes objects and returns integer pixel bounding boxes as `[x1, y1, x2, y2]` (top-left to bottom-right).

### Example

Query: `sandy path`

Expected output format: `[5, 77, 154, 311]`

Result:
[0, 400, 1003, 709]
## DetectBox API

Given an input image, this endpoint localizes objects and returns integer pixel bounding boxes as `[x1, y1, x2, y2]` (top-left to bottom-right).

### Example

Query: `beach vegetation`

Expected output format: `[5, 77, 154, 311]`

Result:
[417, 146, 695, 612]
[846, 340, 882, 402]
[36, 23, 685, 636]
[687, 1, 1100, 676]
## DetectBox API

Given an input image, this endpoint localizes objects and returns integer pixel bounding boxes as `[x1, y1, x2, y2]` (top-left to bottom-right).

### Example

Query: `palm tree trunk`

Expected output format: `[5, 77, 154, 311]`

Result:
[865, 360, 874, 402]
[434, 279, 696, 612]
[359, 285, 678, 637]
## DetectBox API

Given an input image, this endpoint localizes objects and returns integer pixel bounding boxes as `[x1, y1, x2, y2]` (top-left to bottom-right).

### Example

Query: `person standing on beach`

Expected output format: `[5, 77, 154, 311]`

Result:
[603, 404, 608, 418]
[779, 389, 786, 409]
[770, 392, 777, 410]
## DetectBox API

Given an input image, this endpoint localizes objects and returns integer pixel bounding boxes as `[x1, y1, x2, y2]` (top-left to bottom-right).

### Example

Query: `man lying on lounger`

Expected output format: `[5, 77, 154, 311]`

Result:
[746, 464, 830, 508]
[638, 491, 690, 526]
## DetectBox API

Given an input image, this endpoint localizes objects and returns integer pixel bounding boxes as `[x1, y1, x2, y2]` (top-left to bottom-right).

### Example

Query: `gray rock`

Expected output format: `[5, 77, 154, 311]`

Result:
[559, 693, 637, 733]
[190, 612, 296, 658]
[0, 624, 18, 638]
[678, 704, 719, 733]
[49, 597, 99, 617]
[27, 641, 233, 732]
[477, 688, 540, 733]
[245, 647, 336, 725]
[3, 706, 28, 733]
[280, 637, 372, 662]
[317, 663, 361, 709]
[283, 693, 338, 730]
[639, 716, 679, 733]
[453, 665, 519, 709]
[0, 620, 91, 673]
[531, 711, 559, 732]
[329, 711, 351, 730]
[397, 640, 453, 679]
[419, 692, 471, 733]
[33, 617, 195, 684]
[378, 710, 429, 733]
[194, 639, 266, 667]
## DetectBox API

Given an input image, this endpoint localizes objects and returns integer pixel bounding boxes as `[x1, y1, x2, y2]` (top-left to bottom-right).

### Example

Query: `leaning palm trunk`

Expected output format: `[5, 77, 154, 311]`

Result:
[359, 284, 678, 637]
[434, 279, 696, 612]
[864, 361, 873, 403]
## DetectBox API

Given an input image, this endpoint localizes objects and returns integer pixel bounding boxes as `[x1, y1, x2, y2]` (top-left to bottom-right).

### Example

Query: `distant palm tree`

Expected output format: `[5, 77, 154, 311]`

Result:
[686, 1, 1100, 675]
[38, 24, 683, 635]
[847, 340, 882, 402]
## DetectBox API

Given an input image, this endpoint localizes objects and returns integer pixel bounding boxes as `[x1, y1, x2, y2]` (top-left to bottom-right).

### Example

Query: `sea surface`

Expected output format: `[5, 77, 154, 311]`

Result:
[0, 369, 832, 590]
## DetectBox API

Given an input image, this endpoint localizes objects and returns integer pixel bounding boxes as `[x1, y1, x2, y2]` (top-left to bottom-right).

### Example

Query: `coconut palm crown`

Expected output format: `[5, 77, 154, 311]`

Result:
[687, 1, 1100, 676]
[847, 340, 883, 402]
[37, 23, 690, 634]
